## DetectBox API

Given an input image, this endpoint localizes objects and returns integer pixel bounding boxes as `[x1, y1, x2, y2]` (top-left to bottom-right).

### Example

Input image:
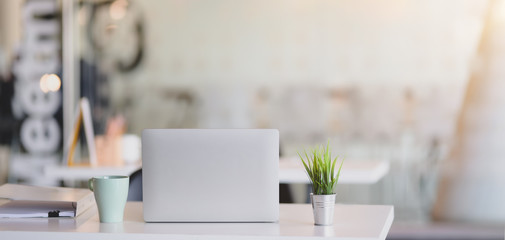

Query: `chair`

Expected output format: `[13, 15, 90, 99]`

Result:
[127, 168, 143, 201]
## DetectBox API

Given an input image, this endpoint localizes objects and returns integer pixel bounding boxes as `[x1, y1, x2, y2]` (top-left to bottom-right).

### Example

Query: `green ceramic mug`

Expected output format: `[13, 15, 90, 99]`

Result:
[88, 176, 129, 223]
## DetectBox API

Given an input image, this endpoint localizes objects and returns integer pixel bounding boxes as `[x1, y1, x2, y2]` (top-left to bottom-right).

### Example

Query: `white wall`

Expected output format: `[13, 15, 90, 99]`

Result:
[131, 0, 483, 87]
[106, 0, 487, 151]
[0, 0, 23, 73]
[80, 0, 499, 221]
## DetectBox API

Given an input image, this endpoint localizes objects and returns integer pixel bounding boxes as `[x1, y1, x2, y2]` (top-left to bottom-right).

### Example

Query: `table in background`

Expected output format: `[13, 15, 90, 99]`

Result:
[0, 202, 394, 240]
[279, 158, 389, 184]
[44, 163, 141, 183]
[44, 159, 389, 185]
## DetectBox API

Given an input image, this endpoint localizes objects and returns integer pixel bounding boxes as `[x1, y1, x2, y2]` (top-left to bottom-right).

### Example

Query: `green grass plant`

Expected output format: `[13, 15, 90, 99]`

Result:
[298, 141, 344, 195]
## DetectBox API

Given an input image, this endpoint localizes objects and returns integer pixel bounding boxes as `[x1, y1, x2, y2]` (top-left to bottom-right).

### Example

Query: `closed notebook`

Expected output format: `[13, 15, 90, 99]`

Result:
[0, 184, 95, 218]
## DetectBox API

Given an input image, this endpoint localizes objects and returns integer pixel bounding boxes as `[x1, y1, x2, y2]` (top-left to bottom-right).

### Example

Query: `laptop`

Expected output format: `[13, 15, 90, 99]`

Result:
[142, 129, 279, 222]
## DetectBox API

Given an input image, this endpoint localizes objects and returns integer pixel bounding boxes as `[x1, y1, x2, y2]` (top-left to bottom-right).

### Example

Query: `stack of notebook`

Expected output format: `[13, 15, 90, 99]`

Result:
[0, 184, 94, 218]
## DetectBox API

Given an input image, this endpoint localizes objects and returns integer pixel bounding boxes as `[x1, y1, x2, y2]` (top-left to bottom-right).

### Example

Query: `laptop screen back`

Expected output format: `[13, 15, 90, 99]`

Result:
[142, 129, 279, 222]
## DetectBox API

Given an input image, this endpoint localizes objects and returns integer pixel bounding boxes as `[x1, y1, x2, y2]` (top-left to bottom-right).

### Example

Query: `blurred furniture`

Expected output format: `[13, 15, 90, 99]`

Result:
[43, 159, 389, 203]
[43, 159, 388, 184]
[0, 202, 394, 240]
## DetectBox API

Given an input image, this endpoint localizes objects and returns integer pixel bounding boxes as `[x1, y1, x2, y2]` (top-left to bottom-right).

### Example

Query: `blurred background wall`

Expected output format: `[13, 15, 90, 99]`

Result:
[434, 0, 505, 223]
[86, 0, 486, 221]
[2, 0, 505, 231]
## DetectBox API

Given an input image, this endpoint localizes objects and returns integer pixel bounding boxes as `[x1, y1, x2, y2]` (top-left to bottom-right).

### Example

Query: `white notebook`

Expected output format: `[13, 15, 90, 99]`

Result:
[0, 184, 95, 218]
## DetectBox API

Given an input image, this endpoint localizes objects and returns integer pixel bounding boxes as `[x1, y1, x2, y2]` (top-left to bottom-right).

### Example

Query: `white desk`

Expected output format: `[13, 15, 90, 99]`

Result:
[44, 159, 389, 185]
[0, 202, 394, 240]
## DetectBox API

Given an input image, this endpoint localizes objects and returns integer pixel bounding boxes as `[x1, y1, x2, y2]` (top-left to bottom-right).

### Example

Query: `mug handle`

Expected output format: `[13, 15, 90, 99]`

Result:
[88, 178, 94, 191]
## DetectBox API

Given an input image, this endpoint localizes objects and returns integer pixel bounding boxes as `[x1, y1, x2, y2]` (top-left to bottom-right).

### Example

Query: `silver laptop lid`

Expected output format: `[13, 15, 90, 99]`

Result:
[142, 129, 279, 222]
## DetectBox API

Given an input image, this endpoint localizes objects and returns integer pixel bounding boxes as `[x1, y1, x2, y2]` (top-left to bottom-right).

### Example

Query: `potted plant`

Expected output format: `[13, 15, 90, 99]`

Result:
[298, 141, 344, 226]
